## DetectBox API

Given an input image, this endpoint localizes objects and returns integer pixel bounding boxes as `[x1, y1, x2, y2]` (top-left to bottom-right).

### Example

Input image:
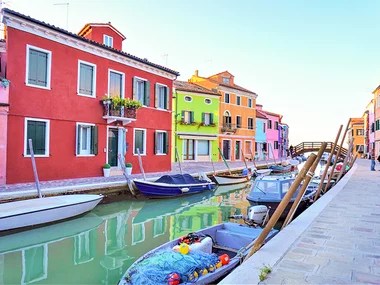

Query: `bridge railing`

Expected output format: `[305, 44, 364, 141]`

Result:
[293, 142, 347, 157]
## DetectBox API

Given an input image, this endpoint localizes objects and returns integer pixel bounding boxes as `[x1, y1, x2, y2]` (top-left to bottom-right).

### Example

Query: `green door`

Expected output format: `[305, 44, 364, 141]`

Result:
[108, 129, 119, 167]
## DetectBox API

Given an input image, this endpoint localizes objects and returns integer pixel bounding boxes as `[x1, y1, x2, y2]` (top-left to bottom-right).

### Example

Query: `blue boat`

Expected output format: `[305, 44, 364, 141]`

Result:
[133, 174, 216, 198]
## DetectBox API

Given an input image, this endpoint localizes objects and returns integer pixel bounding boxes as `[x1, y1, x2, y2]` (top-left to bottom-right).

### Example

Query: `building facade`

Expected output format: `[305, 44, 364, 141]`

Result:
[257, 105, 281, 160]
[279, 123, 289, 158]
[365, 99, 375, 156]
[172, 81, 220, 162]
[189, 71, 257, 162]
[2, 9, 179, 184]
[373, 86, 380, 156]
[348, 118, 365, 157]
[0, 40, 8, 185]
[255, 109, 268, 160]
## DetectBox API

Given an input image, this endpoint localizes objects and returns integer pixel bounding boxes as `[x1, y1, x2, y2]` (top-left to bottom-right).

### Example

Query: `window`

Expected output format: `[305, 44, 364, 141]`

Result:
[356, 145, 364, 152]
[26, 45, 52, 89]
[198, 140, 209, 155]
[133, 77, 150, 106]
[132, 223, 145, 245]
[248, 118, 253, 130]
[184, 96, 192, 102]
[204, 98, 212, 104]
[109, 70, 124, 98]
[371, 123, 375, 133]
[356, 129, 364, 136]
[245, 141, 252, 154]
[236, 96, 241, 106]
[224, 93, 230, 103]
[76, 123, 98, 156]
[274, 141, 279, 149]
[155, 131, 168, 154]
[268, 120, 272, 129]
[248, 98, 252, 108]
[274, 121, 279, 130]
[24, 118, 50, 157]
[236, 116, 242, 128]
[103, 35, 113, 47]
[134, 128, 146, 155]
[78, 61, 96, 97]
[222, 77, 230, 84]
[181, 110, 194, 124]
[202, 112, 214, 126]
[263, 123, 266, 133]
[155, 84, 169, 109]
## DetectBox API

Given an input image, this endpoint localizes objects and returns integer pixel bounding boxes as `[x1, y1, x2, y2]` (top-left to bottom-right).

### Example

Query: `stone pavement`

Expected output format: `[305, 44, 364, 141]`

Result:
[0, 159, 276, 200]
[220, 158, 380, 285]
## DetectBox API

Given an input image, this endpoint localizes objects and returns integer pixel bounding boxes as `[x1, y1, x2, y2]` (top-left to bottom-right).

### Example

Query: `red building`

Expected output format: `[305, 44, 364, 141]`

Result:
[1, 9, 179, 184]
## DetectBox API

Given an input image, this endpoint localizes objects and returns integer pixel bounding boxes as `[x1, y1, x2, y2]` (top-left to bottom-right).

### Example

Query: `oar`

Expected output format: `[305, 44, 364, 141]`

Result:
[28, 139, 42, 198]
[218, 147, 232, 175]
[137, 148, 146, 180]
[175, 147, 183, 175]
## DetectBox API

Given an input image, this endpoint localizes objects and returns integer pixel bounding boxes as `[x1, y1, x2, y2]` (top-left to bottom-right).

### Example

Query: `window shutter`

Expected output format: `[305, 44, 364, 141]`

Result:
[202, 112, 205, 123]
[210, 113, 214, 124]
[181, 110, 185, 122]
[28, 50, 38, 85]
[77, 125, 81, 155]
[91, 126, 98, 155]
[165, 86, 170, 110]
[164, 132, 168, 154]
[36, 52, 48, 87]
[190, 111, 194, 123]
[132, 77, 138, 101]
[27, 121, 36, 155]
[155, 84, 159, 108]
[154, 132, 158, 154]
[144, 80, 150, 106]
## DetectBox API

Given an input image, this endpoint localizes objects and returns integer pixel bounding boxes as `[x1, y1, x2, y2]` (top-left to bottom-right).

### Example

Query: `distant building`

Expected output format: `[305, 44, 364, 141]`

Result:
[348, 118, 365, 157]
[189, 70, 257, 162]
[373, 86, 380, 155]
[172, 81, 219, 162]
[279, 122, 289, 158]
[255, 108, 268, 160]
[363, 99, 375, 157]
[257, 105, 281, 160]
[1, 9, 179, 184]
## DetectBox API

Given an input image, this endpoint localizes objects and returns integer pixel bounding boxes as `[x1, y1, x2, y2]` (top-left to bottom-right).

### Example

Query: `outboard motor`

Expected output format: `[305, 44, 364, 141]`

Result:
[229, 205, 270, 228]
[198, 172, 211, 183]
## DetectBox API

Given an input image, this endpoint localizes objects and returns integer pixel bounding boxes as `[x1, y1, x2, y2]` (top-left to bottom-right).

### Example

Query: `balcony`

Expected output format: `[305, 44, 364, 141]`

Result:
[221, 123, 237, 133]
[102, 104, 137, 126]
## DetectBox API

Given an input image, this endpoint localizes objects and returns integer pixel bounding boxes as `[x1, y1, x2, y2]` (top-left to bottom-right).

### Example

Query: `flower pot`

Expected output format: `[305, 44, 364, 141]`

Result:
[124, 108, 136, 119]
[103, 168, 110, 177]
[109, 106, 121, 117]
[125, 167, 132, 176]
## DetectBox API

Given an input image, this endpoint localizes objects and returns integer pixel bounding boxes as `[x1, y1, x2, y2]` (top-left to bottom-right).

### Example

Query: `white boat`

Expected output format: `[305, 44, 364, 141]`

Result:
[213, 173, 252, 185]
[252, 168, 272, 176]
[0, 194, 103, 231]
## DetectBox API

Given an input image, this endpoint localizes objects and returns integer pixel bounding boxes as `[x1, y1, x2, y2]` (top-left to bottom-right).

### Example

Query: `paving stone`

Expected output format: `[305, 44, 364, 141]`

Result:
[325, 240, 356, 250]
[291, 248, 315, 255]
[306, 234, 332, 240]
[283, 252, 306, 261]
[296, 243, 325, 250]
[317, 251, 354, 263]
[317, 264, 352, 279]
[357, 244, 380, 253]
[278, 260, 317, 273]
[301, 237, 326, 245]
[303, 256, 330, 267]
[353, 271, 380, 284]
[306, 275, 355, 284]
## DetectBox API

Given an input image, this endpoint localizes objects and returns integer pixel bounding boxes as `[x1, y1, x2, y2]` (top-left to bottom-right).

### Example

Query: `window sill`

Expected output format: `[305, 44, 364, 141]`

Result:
[76, 154, 96, 157]
[155, 153, 167, 156]
[25, 83, 51, 90]
[77, 93, 96, 98]
[133, 153, 146, 156]
[24, 154, 49, 157]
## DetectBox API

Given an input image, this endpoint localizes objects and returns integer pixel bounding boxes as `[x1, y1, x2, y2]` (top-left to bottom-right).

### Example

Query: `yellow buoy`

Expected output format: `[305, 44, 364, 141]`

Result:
[216, 261, 222, 268]
[179, 243, 190, 255]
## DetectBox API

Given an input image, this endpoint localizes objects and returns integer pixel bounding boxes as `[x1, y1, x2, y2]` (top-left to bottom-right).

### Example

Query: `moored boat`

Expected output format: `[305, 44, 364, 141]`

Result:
[213, 173, 252, 185]
[269, 164, 294, 174]
[0, 194, 103, 231]
[133, 173, 215, 198]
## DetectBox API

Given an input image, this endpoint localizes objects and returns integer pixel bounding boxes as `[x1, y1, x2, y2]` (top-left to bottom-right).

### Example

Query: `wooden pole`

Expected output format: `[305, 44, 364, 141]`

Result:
[241, 149, 248, 169]
[211, 158, 216, 175]
[249, 148, 257, 169]
[243, 153, 317, 261]
[218, 147, 232, 175]
[28, 139, 42, 198]
[281, 143, 326, 229]
[136, 148, 146, 180]
[325, 118, 351, 191]
[314, 125, 343, 202]
[269, 143, 277, 164]
[349, 153, 358, 170]
[175, 147, 183, 175]
[118, 154, 136, 196]
[336, 139, 354, 182]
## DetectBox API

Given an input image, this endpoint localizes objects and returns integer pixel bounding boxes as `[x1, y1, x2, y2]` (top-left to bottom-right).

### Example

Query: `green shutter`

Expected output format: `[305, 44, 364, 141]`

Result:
[190, 111, 194, 123]
[77, 124, 81, 155]
[27, 121, 36, 155]
[79, 63, 93, 95]
[28, 49, 48, 87]
[132, 77, 138, 101]
[27, 121, 46, 155]
[154, 131, 158, 154]
[165, 86, 170, 110]
[91, 126, 98, 155]
[164, 132, 168, 154]
[210, 113, 214, 124]
[144, 80, 150, 106]
[202, 112, 205, 123]
[181, 110, 185, 122]
[155, 83, 159, 108]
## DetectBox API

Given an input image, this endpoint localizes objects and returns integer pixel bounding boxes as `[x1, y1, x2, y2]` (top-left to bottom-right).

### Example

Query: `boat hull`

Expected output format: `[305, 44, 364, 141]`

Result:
[0, 194, 103, 231]
[213, 174, 251, 185]
[246, 199, 311, 219]
[133, 179, 215, 198]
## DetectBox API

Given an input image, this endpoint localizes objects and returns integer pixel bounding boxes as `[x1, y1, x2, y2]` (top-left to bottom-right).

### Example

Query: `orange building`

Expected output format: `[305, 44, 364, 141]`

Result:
[189, 70, 257, 162]
[348, 117, 365, 157]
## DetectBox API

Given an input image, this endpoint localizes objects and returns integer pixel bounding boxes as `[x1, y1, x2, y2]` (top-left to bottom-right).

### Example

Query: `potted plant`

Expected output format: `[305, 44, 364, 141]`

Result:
[125, 162, 133, 175]
[109, 96, 123, 116]
[124, 98, 142, 119]
[0, 77, 10, 88]
[100, 94, 112, 116]
[103, 163, 111, 177]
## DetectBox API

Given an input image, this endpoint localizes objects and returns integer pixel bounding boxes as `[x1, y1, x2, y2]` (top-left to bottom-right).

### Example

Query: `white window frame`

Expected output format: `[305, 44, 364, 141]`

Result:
[103, 34, 113, 47]
[132, 221, 146, 245]
[24, 117, 50, 158]
[183, 111, 191, 124]
[108, 69, 125, 99]
[156, 83, 168, 110]
[204, 98, 212, 105]
[235, 140, 242, 160]
[133, 128, 147, 155]
[248, 98, 252, 108]
[184, 95, 193, 102]
[76, 122, 96, 157]
[236, 115, 242, 128]
[248, 117, 253, 130]
[25, 45, 52, 90]
[222, 77, 230, 84]
[77, 60, 97, 98]
[244, 140, 252, 155]
[135, 76, 148, 106]
[236, 96, 241, 106]
[21, 244, 48, 284]
[155, 130, 167, 155]
[204, 113, 211, 126]
[222, 139, 232, 161]
[224, 93, 230, 103]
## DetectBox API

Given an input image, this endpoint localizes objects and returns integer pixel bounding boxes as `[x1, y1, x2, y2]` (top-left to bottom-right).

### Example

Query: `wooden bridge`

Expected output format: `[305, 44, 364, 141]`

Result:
[292, 142, 347, 157]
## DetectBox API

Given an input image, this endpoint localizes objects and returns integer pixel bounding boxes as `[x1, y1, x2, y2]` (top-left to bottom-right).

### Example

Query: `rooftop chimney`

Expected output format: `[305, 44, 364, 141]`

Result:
[194, 70, 199, 77]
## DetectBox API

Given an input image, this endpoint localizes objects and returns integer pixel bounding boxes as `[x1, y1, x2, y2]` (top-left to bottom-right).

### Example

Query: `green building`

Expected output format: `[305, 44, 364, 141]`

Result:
[172, 81, 220, 162]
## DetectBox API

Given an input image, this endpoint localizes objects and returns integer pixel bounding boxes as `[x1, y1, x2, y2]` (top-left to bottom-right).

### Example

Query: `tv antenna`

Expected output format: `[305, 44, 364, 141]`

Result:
[53, 2, 69, 30]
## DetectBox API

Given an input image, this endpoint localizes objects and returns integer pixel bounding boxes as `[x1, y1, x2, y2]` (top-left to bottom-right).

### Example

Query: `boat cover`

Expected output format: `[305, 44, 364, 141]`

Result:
[155, 174, 204, 185]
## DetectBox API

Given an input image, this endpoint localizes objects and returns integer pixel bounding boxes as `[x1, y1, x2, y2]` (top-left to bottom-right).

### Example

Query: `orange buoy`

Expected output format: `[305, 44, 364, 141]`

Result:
[219, 254, 230, 265]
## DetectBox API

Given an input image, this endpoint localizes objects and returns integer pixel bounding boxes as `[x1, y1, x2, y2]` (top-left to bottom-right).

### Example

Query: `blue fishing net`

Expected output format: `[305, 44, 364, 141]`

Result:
[125, 249, 220, 285]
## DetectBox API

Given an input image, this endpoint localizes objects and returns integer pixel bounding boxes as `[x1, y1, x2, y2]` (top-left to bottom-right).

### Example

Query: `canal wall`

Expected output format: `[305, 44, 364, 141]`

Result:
[220, 159, 378, 284]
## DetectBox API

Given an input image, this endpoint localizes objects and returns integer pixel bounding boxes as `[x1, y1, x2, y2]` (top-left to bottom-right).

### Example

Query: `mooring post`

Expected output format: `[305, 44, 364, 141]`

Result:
[118, 154, 136, 196]
[137, 148, 147, 180]
[243, 154, 316, 261]
[282, 143, 327, 229]
[314, 125, 343, 202]
[28, 139, 42, 198]
[336, 139, 354, 182]
[325, 119, 350, 191]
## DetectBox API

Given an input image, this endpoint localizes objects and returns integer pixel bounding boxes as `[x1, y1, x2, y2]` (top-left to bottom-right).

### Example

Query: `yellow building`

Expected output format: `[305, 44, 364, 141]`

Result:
[348, 118, 365, 157]
[189, 70, 257, 162]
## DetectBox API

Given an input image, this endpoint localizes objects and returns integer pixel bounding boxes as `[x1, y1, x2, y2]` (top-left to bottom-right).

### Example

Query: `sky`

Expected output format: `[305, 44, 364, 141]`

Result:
[4, 0, 380, 146]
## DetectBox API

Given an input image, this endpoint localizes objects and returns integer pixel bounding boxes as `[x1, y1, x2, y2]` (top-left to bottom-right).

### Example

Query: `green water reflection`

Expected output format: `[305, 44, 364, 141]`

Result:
[0, 182, 253, 285]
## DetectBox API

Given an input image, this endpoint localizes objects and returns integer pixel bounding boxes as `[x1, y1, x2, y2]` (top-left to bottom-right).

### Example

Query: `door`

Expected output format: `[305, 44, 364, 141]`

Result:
[235, 141, 241, 160]
[222, 140, 231, 160]
[183, 139, 195, 160]
[108, 128, 119, 167]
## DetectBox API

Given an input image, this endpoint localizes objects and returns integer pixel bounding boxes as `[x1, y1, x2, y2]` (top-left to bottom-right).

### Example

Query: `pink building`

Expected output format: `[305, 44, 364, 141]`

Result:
[257, 104, 281, 160]
[0, 40, 7, 185]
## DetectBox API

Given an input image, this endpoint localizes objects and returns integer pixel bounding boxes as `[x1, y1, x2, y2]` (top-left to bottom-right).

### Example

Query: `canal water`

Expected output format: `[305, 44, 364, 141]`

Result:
[0, 183, 254, 285]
